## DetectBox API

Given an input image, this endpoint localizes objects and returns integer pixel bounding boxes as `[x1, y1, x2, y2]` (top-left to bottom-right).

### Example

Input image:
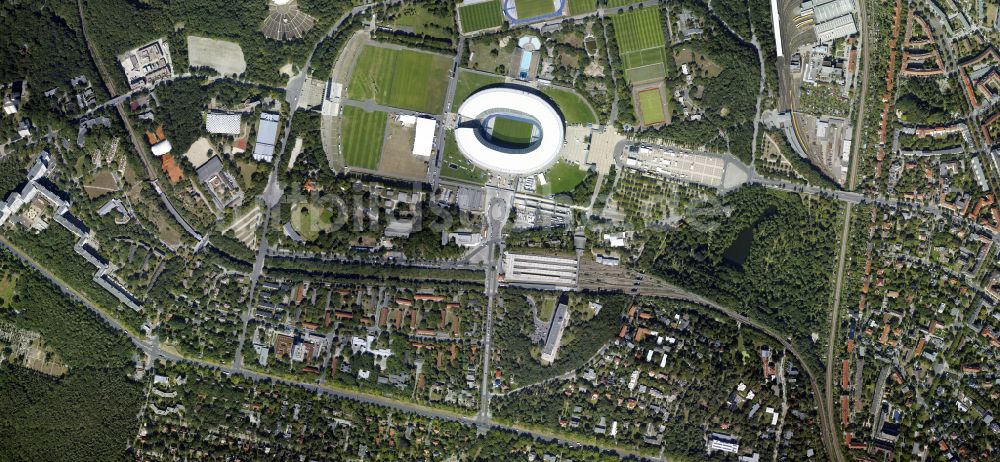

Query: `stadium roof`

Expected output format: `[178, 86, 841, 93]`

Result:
[455, 87, 564, 175]
[205, 112, 241, 135]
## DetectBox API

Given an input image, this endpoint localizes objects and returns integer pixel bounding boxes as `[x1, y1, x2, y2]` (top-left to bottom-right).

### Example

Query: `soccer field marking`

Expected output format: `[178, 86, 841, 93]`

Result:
[459, 0, 504, 32]
[347, 45, 450, 113]
[636, 88, 666, 125]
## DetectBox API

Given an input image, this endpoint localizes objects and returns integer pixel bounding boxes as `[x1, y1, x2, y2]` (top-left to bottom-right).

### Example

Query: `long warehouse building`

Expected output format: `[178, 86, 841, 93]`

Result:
[501, 252, 578, 290]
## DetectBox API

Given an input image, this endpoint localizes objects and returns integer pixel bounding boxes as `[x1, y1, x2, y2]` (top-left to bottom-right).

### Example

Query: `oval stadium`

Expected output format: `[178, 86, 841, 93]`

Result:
[454, 86, 565, 176]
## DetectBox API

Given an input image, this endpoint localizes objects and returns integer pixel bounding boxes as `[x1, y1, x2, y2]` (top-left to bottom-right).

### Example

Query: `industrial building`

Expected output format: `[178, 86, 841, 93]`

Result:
[802, 0, 858, 43]
[119, 39, 173, 90]
[803, 0, 855, 22]
[253, 112, 281, 162]
[815, 14, 858, 42]
[501, 252, 578, 290]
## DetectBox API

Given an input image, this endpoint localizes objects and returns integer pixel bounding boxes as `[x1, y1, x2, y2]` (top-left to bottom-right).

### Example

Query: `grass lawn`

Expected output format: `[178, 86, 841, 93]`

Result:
[538, 296, 556, 323]
[567, 0, 597, 15]
[515, 0, 556, 18]
[0, 273, 17, 306]
[491, 116, 534, 145]
[441, 131, 489, 185]
[459, 0, 503, 32]
[342, 106, 387, 170]
[541, 86, 598, 124]
[347, 45, 451, 113]
[537, 161, 589, 195]
[637, 88, 666, 124]
[391, 4, 453, 39]
[454, 69, 505, 106]
[291, 202, 333, 241]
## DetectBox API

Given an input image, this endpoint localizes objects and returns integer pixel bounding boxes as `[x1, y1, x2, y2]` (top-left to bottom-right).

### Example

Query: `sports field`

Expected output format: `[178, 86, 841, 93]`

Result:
[347, 45, 451, 113]
[454, 69, 505, 106]
[637, 88, 666, 125]
[540, 87, 597, 124]
[612, 7, 668, 84]
[341, 106, 387, 170]
[459, 0, 504, 32]
[491, 116, 534, 145]
[515, 0, 555, 18]
[567, 0, 596, 15]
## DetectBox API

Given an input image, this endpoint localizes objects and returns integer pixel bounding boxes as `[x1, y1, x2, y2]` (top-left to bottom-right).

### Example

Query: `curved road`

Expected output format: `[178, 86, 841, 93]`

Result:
[591, 270, 839, 460]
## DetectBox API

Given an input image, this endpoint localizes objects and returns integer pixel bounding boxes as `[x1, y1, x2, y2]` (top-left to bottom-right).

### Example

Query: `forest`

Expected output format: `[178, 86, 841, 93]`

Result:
[0, 250, 144, 461]
[80, 0, 352, 87]
[0, 2, 104, 98]
[640, 186, 841, 368]
[493, 291, 630, 387]
[895, 77, 966, 125]
[649, 0, 760, 164]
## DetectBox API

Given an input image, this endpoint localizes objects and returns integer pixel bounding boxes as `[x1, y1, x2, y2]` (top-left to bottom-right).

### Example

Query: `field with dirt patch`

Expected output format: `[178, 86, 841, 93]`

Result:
[183, 137, 214, 168]
[187, 36, 247, 76]
[291, 202, 333, 241]
[84, 170, 119, 198]
[379, 119, 428, 180]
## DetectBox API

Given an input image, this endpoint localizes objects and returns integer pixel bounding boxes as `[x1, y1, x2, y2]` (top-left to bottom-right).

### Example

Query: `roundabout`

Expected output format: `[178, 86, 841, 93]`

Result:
[454, 86, 565, 175]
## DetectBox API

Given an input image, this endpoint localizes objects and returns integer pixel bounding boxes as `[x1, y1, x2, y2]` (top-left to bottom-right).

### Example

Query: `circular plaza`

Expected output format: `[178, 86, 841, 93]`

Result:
[454, 86, 565, 176]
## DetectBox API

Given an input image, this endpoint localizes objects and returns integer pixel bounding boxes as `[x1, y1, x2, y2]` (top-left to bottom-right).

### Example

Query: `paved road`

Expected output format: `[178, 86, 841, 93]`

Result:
[476, 190, 511, 430]
[428, 36, 466, 189]
[234, 5, 377, 372]
[0, 234, 662, 461]
[266, 248, 486, 271]
[75, 74, 287, 120]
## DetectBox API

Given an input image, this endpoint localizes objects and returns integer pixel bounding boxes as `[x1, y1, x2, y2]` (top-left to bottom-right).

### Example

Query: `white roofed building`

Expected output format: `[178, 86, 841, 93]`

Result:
[502, 252, 578, 290]
[413, 117, 437, 157]
[804, 0, 855, 22]
[205, 112, 242, 135]
[151, 140, 172, 156]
